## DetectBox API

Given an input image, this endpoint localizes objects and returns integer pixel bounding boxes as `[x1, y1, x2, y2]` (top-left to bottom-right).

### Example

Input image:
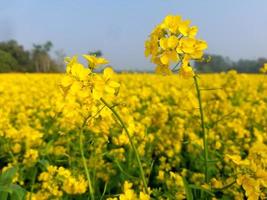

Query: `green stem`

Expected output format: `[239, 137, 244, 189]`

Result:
[100, 98, 149, 194]
[29, 167, 37, 200]
[213, 180, 236, 191]
[193, 75, 208, 183]
[79, 129, 95, 200]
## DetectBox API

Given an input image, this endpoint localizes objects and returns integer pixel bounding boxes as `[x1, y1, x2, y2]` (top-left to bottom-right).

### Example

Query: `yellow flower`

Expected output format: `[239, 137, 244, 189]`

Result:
[83, 54, 109, 70]
[179, 56, 195, 78]
[123, 181, 133, 191]
[92, 67, 120, 99]
[145, 14, 207, 76]
[178, 19, 191, 36]
[61, 75, 74, 88]
[63, 176, 88, 194]
[177, 38, 207, 59]
[157, 170, 165, 181]
[260, 63, 267, 73]
[70, 62, 91, 81]
[255, 168, 267, 187]
[103, 67, 120, 93]
[38, 165, 87, 197]
[62, 55, 91, 87]
[225, 154, 250, 165]
[60, 54, 119, 105]
[160, 50, 179, 65]
[179, 65, 194, 78]
[23, 149, 39, 166]
[155, 65, 172, 75]
[162, 15, 182, 34]
[12, 143, 21, 154]
[139, 192, 150, 200]
[188, 26, 198, 38]
[144, 39, 158, 57]
[237, 175, 260, 200]
[159, 36, 179, 50]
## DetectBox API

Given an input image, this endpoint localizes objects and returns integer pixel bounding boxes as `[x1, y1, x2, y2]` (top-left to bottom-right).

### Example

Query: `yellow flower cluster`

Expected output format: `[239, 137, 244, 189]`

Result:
[260, 63, 267, 74]
[107, 181, 150, 200]
[0, 70, 267, 199]
[61, 54, 119, 100]
[226, 142, 267, 200]
[1, 12, 267, 200]
[145, 15, 207, 77]
[58, 55, 120, 128]
[31, 165, 87, 199]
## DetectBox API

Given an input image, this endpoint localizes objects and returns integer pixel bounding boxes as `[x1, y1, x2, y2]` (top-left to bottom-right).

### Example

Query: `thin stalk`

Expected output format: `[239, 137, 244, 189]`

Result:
[79, 128, 95, 200]
[100, 98, 149, 194]
[78, 105, 105, 199]
[213, 180, 236, 191]
[29, 168, 37, 200]
[193, 75, 209, 183]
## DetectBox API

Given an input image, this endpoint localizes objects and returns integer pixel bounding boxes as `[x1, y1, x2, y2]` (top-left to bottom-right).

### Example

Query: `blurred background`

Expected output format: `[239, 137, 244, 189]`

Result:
[0, 0, 267, 73]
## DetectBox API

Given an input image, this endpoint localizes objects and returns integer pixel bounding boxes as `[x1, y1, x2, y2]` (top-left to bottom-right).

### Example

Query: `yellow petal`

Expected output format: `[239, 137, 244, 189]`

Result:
[61, 76, 73, 87]
[188, 26, 198, 38]
[105, 86, 115, 94]
[179, 20, 191, 36]
[109, 80, 120, 88]
[167, 36, 179, 49]
[160, 54, 169, 65]
[103, 67, 114, 79]
[159, 38, 168, 50]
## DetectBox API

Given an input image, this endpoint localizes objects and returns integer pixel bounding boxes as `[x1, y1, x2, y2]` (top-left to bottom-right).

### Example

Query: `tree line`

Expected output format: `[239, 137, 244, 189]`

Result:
[194, 54, 267, 73]
[0, 40, 266, 73]
[0, 40, 65, 72]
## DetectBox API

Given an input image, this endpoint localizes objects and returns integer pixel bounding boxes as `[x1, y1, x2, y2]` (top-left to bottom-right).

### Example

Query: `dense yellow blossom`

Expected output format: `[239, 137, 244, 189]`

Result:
[145, 15, 207, 77]
[260, 63, 267, 73]
[0, 71, 267, 199]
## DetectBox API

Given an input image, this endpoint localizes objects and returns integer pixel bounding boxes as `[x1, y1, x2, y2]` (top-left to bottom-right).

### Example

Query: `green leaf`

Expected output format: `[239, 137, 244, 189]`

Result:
[9, 184, 26, 200]
[37, 159, 49, 170]
[0, 185, 12, 193]
[0, 191, 8, 200]
[0, 167, 17, 185]
[182, 177, 193, 200]
[188, 184, 215, 196]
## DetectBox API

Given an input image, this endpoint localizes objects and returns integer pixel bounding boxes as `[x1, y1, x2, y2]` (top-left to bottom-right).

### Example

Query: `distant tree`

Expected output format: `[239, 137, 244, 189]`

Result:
[195, 54, 267, 73]
[88, 50, 102, 57]
[0, 40, 31, 71]
[55, 49, 66, 72]
[0, 50, 18, 72]
[32, 41, 54, 72]
[195, 54, 233, 73]
[0, 40, 65, 73]
[233, 58, 267, 73]
[233, 59, 257, 73]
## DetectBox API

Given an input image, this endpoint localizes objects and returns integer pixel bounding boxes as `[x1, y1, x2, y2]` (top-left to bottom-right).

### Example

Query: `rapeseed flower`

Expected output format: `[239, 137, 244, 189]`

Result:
[145, 15, 207, 77]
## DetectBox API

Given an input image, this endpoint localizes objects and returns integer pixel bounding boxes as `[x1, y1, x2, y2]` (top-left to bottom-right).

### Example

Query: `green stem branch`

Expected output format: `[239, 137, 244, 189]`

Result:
[79, 128, 95, 200]
[100, 98, 149, 194]
[193, 75, 209, 183]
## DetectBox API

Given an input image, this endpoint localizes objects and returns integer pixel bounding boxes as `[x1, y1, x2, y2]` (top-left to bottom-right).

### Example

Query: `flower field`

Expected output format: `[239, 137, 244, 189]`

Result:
[0, 71, 267, 199]
[1, 13, 267, 200]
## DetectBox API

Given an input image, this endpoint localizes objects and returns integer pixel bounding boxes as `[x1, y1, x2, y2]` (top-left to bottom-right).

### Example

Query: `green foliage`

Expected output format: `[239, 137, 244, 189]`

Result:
[88, 50, 102, 57]
[182, 177, 193, 200]
[0, 40, 31, 72]
[32, 41, 55, 72]
[0, 50, 18, 72]
[0, 167, 26, 200]
[0, 40, 63, 73]
[0, 40, 98, 73]
[195, 54, 267, 73]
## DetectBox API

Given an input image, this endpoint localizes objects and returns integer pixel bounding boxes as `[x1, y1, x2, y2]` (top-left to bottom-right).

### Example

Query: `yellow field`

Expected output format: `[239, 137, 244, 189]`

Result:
[0, 72, 266, 199]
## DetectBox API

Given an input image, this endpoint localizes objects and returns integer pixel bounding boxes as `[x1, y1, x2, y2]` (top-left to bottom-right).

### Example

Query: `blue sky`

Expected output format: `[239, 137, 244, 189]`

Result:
[1, 0, 267, 70]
